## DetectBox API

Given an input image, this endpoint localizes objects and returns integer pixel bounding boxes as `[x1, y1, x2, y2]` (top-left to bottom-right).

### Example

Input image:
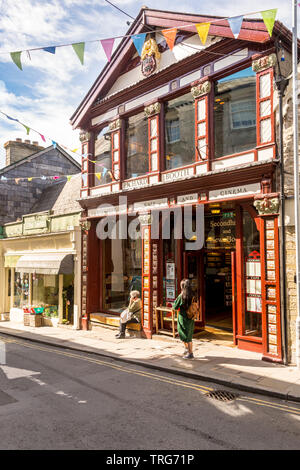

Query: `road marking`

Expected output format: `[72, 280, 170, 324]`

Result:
[2, 335, 300, 416]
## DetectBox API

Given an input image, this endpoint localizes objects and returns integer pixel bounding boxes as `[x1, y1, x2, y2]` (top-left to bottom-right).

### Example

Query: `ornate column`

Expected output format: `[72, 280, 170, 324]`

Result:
[139, 213, 159, 339]
[108, 118, 122, 188]
[79, 130, 92, 198]
[253, 194, 282, 361]
[252, 53, 277, 150]
[79, 218, 91, 330]
[144, 102, 161, 175]
[191, 78, 211, 172]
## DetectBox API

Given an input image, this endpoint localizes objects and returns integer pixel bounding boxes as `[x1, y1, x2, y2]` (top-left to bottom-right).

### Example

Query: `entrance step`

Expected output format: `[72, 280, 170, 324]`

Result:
[90, 313, 142, 333]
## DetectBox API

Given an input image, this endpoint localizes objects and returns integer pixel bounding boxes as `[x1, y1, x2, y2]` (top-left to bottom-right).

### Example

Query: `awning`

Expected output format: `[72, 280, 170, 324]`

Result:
[15, 253, 74, 275]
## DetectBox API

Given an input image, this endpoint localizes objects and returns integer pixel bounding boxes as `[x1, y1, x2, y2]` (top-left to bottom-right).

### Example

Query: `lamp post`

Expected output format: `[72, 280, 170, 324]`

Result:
[292, 0, 300, 368]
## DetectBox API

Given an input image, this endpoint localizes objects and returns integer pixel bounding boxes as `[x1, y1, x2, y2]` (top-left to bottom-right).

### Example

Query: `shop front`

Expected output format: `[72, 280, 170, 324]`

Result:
[84, 171, 281, 361]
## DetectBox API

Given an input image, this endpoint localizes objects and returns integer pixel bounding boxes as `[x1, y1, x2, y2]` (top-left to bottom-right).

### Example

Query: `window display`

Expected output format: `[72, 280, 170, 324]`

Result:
[13, 272, 29, 308]
[94, 126, 112, 185]
[164, 92, 195, 170]
[103, 225, 142, 312]
[214, 67, 256, 158]
[125, 112, 148, 178]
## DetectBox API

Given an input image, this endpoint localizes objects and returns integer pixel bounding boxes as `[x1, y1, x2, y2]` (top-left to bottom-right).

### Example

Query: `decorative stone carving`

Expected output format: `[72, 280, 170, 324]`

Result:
[79, 131, 90, 143]
[252, 53, 277, 73]
[109, 119, 122, 131]
[253, 196, 280, 215]
[141, 38, 160, 77]
[80, 220, 91, 231]
[138, 214, 152, 226]
[191, 80, 211, 99]
[144, 102, 161, 118]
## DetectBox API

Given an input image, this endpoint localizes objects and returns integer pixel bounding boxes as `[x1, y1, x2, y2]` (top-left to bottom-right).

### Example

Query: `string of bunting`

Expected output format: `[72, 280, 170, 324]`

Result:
[0, 109, 116, 183]
[5, 9, 277, 70]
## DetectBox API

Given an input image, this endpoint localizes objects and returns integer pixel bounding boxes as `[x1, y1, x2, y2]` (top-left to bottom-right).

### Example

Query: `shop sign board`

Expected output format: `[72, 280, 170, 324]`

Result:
[177, 193, 198, 205]
[133, 198, 168, 212]
[209, 183, 261, 200]
[122, 177, 148, 191]
[161, 167, 194, 183]
[88, 204, 127, 218]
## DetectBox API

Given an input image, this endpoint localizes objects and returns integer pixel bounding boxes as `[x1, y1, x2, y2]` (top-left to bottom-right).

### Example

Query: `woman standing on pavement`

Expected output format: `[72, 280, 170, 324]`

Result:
[173, 279, 195, 359]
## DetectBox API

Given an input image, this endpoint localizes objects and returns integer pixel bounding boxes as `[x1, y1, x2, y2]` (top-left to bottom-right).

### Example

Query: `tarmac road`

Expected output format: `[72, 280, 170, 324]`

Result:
[0, 335, 300, 451]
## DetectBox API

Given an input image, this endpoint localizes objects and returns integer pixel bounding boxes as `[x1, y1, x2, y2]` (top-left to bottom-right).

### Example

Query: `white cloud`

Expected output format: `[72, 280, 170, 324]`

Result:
[0, 0, 297, 170]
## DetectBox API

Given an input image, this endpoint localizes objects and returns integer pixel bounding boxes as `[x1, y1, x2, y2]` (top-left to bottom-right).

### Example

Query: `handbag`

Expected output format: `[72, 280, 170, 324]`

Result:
[187, 297, 198, 320]
[120, 308, 132, 324]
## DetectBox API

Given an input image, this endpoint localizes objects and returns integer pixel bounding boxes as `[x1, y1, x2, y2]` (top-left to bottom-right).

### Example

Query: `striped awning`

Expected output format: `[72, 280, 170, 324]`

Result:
[15, 253, 73, 275]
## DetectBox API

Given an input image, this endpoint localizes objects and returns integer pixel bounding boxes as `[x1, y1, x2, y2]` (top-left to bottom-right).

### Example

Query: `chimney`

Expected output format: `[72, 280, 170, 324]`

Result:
[4, 139, 44, 167]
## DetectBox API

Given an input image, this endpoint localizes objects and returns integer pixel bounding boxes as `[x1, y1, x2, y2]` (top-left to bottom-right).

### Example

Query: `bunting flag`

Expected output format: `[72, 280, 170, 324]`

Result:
[228, 15, 244, 39]
[52, 176, 60, 180]
[15, 178, 21, 184]
[100, 38, 115, 62]
[72, 42, 85, 65]
[67, 175, 72, 181]
[162, 28, 177, 50]
[261, 9, 277, 37]
[27, 177, 33, 181]
[10, 51, 22, 70]
[131, 33, 146, 57]
[22, 124, 30, 135]
[95, 172, 101, 181]
[103, 167, 108, 176]
[39, 134, 46, 142]
[43, 46, 56, 54]
[195, 23, 210, 45]
[6, 114, 19, 122]
[51, 140, 57, 148]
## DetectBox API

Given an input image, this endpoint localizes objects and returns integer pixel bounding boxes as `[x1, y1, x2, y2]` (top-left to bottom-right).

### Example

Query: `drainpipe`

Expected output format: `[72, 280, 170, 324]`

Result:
[275, 70, 289, 364]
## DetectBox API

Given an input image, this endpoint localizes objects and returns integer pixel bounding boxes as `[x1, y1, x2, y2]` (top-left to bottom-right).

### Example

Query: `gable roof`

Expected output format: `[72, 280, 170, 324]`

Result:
[29, 173, 81, 216]
[0, 143, 80, 176]
[70, 7, 293, 130]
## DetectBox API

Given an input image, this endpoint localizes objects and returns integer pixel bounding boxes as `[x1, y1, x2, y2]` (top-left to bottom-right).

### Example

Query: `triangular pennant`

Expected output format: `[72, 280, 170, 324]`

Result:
[72, 42, 85, 65]
[195, 23, 210, 45]
[27, 177, 33, 182]
[41, 176, 46, 180]
[103, 167, 108, 176]
[162, 28, 177, 50]
[43, 46, 56, 54]
[71, 148, 79, 153]
[10, 51, 22, 70]
[5, 114, 19, 122]
[261, 9, 277, 37]
[15, 178, 21, 184]
[22, 124, 30, 135]
[51, 140, 57, 148]
[39, 134, 46, 142]
[52, 176, 60, 180]
[67, 175, 72, 182]
[1, 176, 7, 181]
[228, 15, 244, 39]
[100, 38, 115, 62]
[131, 33, 146, 57]
[95, 172, 101, 181]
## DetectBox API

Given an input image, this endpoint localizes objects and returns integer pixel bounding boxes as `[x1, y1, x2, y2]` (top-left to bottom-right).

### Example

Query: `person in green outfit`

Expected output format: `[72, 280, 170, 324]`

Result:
[173, 279, 195, 359]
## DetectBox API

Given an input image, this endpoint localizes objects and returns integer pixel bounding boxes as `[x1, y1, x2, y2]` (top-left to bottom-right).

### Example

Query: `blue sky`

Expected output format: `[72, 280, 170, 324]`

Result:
[0, 0, 295, 168]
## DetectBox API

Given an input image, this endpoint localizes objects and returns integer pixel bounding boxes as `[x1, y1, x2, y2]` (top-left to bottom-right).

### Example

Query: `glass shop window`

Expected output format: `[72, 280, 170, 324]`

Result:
[102, 218, 142, 312]
[164, 92, 195, 170]
[214, 67, 256, 159]
[125, 113, 148, 179]
[32, 274, 59, 308]
[13, 272, 30, 308]
[243, 210, 262, 338]
[94, 126, 112, 185]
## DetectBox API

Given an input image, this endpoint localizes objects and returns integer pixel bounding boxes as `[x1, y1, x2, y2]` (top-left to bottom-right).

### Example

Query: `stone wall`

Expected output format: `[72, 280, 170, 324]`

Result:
[0, 147, 80, 225]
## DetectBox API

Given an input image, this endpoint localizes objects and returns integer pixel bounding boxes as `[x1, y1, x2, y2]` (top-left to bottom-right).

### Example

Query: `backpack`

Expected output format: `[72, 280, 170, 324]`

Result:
[187, 297, 198, 320]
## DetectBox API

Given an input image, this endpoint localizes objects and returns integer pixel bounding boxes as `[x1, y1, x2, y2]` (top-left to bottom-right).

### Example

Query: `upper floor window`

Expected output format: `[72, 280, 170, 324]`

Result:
[164, 92, 195, 170]
[94, 126, 112, 185]
[214, 67, 256, 159]
[125, 112, 148, 179]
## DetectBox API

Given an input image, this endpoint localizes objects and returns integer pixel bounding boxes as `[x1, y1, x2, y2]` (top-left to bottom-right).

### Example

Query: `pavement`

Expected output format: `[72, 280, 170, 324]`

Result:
[1, 320, 300, 403]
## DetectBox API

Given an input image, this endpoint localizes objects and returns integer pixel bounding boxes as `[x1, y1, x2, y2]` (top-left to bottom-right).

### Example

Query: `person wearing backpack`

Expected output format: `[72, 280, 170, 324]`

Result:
[173, 278, 197, 359]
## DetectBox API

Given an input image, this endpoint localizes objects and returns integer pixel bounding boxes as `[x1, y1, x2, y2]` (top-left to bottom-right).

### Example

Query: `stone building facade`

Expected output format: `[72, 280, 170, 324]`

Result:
[0, 140, 81, 225]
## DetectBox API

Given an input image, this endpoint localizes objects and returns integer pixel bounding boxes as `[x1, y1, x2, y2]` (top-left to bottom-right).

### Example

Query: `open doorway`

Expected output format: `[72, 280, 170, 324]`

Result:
[204, 203, 236, 332]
